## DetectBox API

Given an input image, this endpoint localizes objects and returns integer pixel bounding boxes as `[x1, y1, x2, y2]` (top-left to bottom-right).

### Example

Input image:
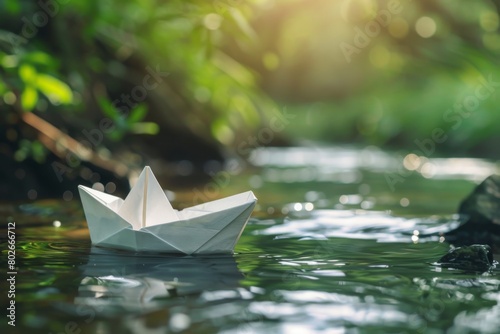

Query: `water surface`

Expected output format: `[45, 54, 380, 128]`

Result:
[2, 146, 499, 333]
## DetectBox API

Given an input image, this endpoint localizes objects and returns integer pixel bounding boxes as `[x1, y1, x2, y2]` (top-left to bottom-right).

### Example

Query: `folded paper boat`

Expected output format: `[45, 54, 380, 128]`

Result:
[78, 166, 257, 254]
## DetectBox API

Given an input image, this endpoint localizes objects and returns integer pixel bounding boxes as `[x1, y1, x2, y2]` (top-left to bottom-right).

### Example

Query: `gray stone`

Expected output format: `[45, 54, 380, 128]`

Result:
[446, 175, 500, 248]
[438, 244, 493, 272]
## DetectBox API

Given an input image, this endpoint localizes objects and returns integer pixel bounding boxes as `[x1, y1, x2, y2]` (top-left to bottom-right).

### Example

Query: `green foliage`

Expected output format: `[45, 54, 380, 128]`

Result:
[285, 68, 500, 154]
[35, 74, 73, 105]
[98, 98, 157, 141]
[1, 0, 498, 165]
[60, 0, 275, 145]
[14, 139, 47, 163]
[272, 0, 500, 155]
[0, 0, 278, 167]
[16, 63, 72, 110]
[1, 47, 73, 110]
[3, 0, 21, 14]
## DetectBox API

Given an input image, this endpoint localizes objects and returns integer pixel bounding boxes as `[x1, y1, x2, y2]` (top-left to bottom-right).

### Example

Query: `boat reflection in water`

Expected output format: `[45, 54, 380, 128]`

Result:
[75, 246, 244, 313]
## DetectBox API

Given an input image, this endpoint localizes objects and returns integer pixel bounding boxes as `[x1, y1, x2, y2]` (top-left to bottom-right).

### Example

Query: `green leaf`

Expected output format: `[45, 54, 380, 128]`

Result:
[36, 74, 73, 105]
[19, 64, 37, 83]
[21, 86, 38, 111]
[107, 131, 123, 141]
[14, 139, 31, 161]
[126, 104, 148, 125]
[130, 122, 159, 135]
[227, 8, 257, 43]
[31, 140, 47, 163]
[211, 117, 234, 145]
[98, 97, 120, 120]
[23, 52, 55, 66]
[5, 0, 21, 14]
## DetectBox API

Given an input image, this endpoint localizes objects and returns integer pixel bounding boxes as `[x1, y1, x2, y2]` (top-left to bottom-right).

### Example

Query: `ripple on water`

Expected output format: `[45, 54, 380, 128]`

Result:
[255, 209, 461, 244]
[19, 241, 89, 258]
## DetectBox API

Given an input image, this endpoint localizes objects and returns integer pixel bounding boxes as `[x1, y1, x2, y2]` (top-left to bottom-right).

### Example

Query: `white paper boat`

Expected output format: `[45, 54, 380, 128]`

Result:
[78, 166, 257, 254]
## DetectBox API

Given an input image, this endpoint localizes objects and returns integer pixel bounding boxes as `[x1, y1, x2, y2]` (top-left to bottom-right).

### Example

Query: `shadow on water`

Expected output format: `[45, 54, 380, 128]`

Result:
[2, 146, 500, 333]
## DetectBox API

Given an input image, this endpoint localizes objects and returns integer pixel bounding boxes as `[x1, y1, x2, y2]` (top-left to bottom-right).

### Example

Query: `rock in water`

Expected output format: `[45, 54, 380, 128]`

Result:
[446, 175, 500, 247]
[459, 175, 500, 227]
[438, 244, 493, 272]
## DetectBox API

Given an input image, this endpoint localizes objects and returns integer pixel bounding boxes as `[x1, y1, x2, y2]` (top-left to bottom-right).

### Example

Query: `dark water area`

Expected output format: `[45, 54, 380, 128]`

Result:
[1, 146, 499, 333]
